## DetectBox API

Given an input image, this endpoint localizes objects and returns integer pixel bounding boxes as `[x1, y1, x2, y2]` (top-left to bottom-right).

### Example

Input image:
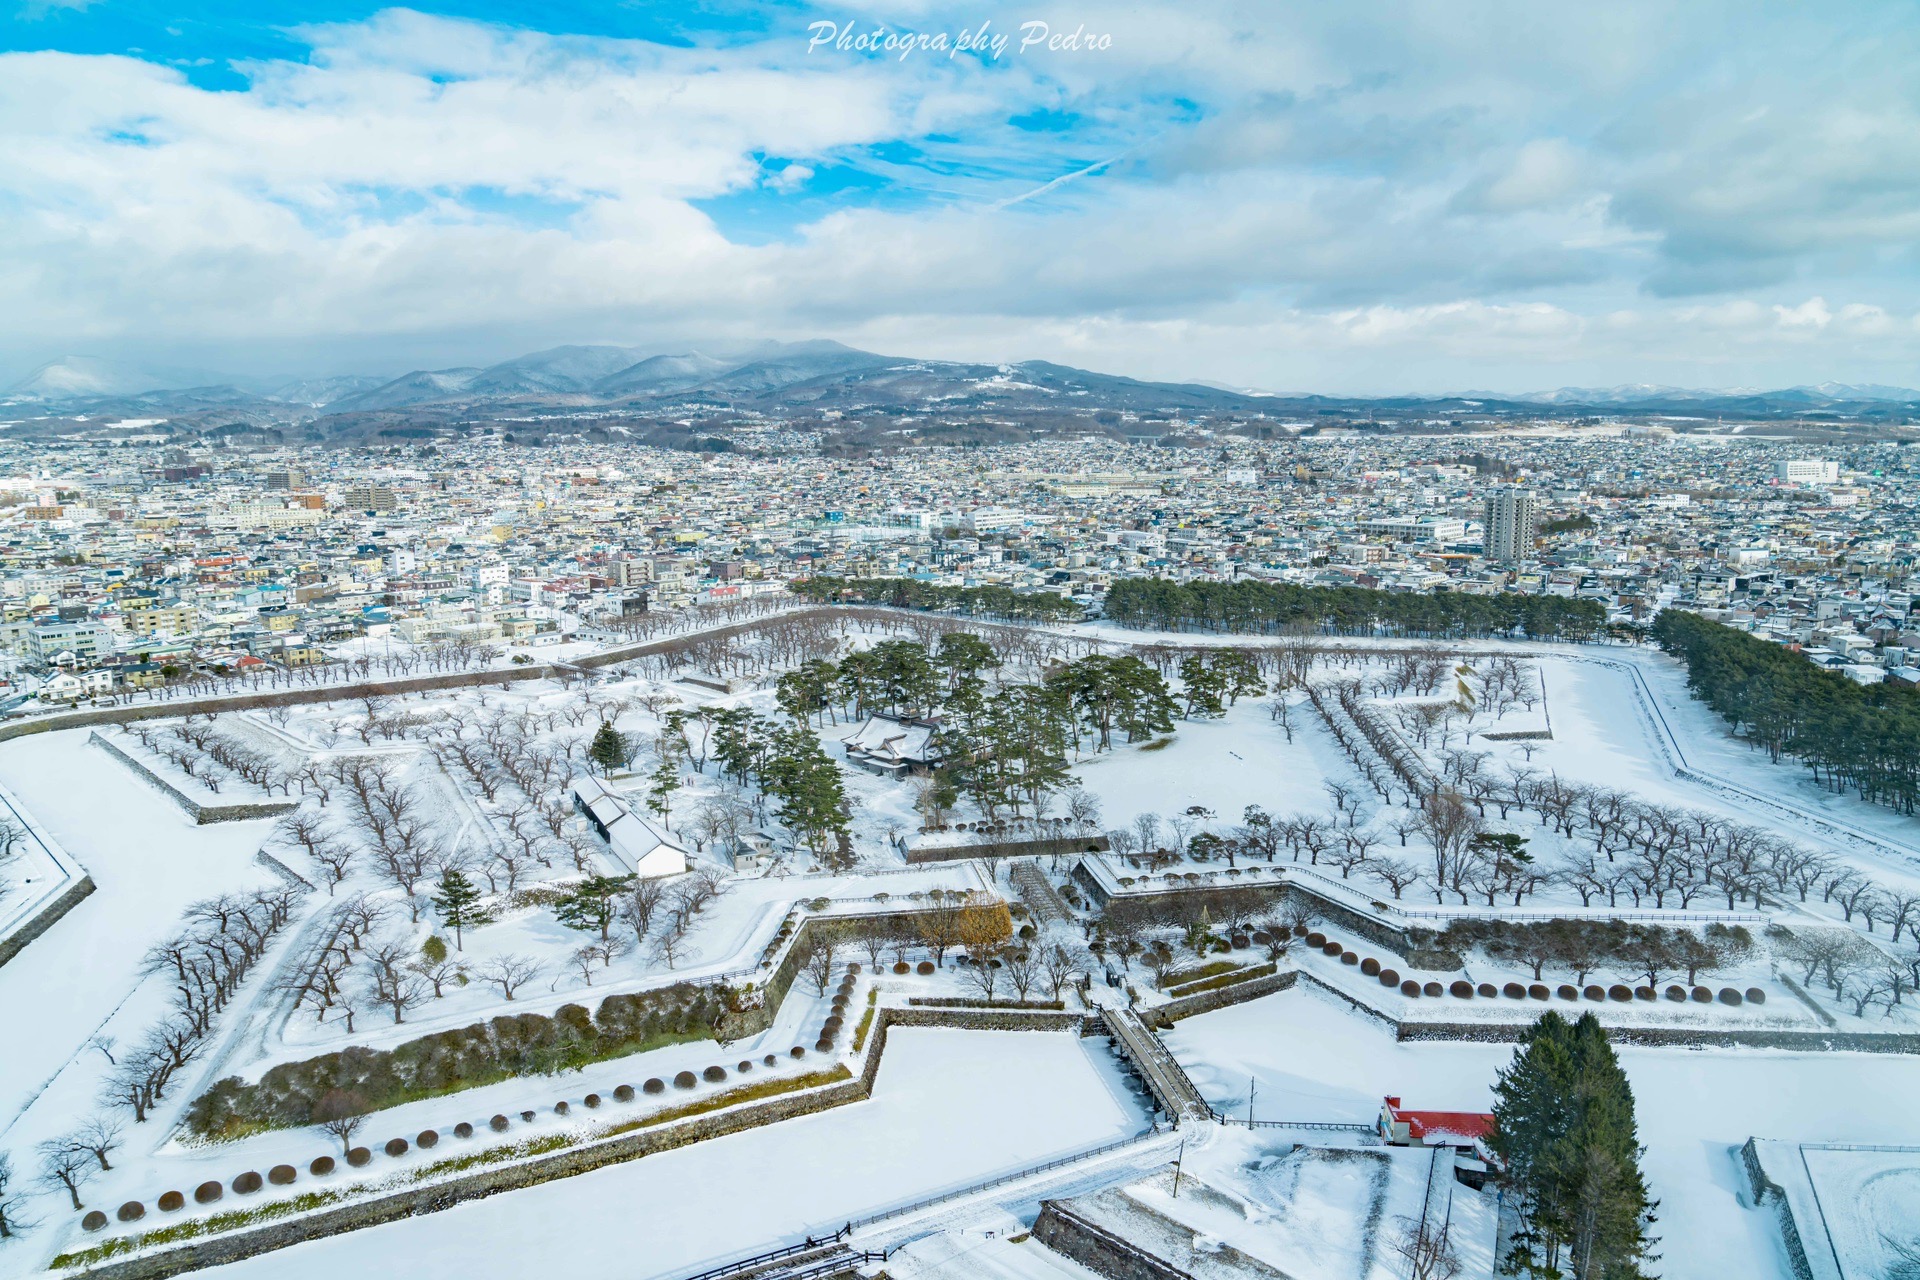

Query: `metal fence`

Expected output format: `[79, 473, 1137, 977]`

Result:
[845, 1128, 1163, 1231]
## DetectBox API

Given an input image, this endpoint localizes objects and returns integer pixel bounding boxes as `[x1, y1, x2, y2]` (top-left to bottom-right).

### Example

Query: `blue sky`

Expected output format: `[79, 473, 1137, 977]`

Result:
[2, 1, 1917, 393]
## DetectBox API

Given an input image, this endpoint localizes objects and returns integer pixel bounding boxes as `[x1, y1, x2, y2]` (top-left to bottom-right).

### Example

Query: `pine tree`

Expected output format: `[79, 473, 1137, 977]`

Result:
[554, 874, 636, 942]
[1491, 1011, 1657, 1279]
[431, 868, 487, 950]
[588, 720, 626, 775]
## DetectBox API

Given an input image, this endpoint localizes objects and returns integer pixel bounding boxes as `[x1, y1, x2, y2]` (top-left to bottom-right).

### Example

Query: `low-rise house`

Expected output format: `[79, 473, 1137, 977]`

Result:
[571, 775, 689, 878]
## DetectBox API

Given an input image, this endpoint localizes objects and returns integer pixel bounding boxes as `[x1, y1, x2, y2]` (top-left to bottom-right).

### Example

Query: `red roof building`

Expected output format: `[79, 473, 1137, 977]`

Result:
[1378, 1096, 1495, 1149]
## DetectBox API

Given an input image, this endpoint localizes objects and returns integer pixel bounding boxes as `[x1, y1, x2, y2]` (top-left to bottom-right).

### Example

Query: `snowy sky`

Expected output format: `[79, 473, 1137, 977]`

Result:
[3, 1, 1918, 393]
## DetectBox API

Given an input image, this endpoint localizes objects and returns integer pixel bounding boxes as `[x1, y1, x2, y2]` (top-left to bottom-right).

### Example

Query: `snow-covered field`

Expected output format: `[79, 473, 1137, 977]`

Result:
[1165, 986, 1920, 1280]
[200, 1028, 1145, 1280]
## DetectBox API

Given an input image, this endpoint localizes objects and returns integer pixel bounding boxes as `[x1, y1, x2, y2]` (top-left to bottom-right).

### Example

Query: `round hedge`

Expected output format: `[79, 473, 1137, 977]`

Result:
[554, 1101, 569, 1116]
[232, 1171, 263, 1194]
[1448, 980, 1474, 998]
[1230, 934, 1250, 950]
[1400, 979, 1422, 997]
[1476, 982, 1497, 998]
[117, 1201, 146, 1223]
[1634, 985, 1656, 1001]
[194, 1181, 223, 1205]
[384, 1138, 409, 1157]
[815, 1038, 834, 1052]
[1607, 984, 1634, 1002]
[847, 962, 861, 974]
[702, 1066, 727, 1083]
[763, 1054, 779, 1067]
[519, 1110, 535, 1123]
[1528, 983, 1550, 1001]
[268, 1165, 297, 1186]
[1558, 984, 1579, 1000]
[1719, 987, 1743, 1005]
[1747, 987, 1767, 1004]
[1293, 924, 1311, 938]
[1665, 985, 1688, 1002]
[1251, 930, 1272, 945]
[1583, 984, 1606, 1001]
[822, 1015, 844, 1033]
[1691, 986, 1713, 1003]
[893, 961, 910, 974]
[583, 1095, 600, 1110]
[346, 1148, 372, 1167]
[418, 1129, 440, 1147]
[1503, 982, 1527, 999]
[613, 1085, 635, 1102]
[791, 1045, 807, 1058]
[1360, 957, 1381, 976]
[81, 1210, 108, 1232]
[643, 1078, 666, 1095]
[673, 1071, 698, 1089]
[489, 1114, 511, 1132]
[1306, 931, 1327, 948]
[1423, 981, 1443, 997]
[1321, 942, 1342, 957]
[454, 1122, 475, 1139]
[158, 1190, 186, 1212]
[916, 961, 935, 975]
[1340, 951, 1360, 966]
[309, 1156, 336, 1176]
[1378, 968, 1400, 986]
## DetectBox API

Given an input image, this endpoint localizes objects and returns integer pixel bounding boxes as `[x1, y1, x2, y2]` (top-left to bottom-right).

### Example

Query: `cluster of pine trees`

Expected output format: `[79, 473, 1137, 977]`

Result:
[1490, 1012, 1657, 1278]
[787, 575, 1083, 621]
[186, 984, 730, 1139]
[1103, 578, 1607, 640]
[1652, 609, 1920, 814]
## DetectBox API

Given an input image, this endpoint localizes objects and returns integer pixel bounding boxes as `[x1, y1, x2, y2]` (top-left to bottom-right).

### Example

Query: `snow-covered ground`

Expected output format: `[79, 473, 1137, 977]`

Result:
[198, 1028, 1146, 1280]
[1165, 985, 1920, 1280]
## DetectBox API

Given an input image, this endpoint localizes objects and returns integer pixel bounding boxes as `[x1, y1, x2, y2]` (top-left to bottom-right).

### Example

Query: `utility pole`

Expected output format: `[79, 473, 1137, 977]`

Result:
[1248, 1075, 1256, 1127]
[1171, 1138, 1186, 1198]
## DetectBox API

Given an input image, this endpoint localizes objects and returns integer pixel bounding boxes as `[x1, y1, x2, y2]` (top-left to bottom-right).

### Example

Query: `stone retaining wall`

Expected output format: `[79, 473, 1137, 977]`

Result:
[1740, 1138, 1817, 1280]
[1394, 1017, 1920, 1054]
[1032, 1201, 1196, 1280]
[0, 874, 94, 969]
[907, 834, 1110, 864]
[87, 732, 296, 825]
[1146, 970, 1298, 1026]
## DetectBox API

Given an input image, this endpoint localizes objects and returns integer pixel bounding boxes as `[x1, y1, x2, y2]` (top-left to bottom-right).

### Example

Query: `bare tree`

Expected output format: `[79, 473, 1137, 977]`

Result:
[35, 1141, 95, 1212]
[313, 1090, 369, 1155]
[67, 1119, 122, 1173]
[803, 936, 839, 995]
[479, 954, 540, 1000]
[0, 1151, 31, 1241]
[1387, 1215, 1461, 1280]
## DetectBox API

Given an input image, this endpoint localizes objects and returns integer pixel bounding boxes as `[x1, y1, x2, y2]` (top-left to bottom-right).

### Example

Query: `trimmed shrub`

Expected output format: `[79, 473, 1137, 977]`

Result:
[1400, 979, 1421, 997]
[1503, 982, 1527, 999]
[1378, 968, 1400, 986]
[519, 1110, 535, 1122]
[268, 1165, 297, 1186]
[383, 1138, 409, 1157]
[194, 1181, 223, 1205]
[673, 1071, 698, 1090]
[346, 1148, 372, 1167]
[1230, 934, 1250, 950]
[737, 1061, 753, 1074]
[1306, 932, 1327, 948]
[822, 1016, 844, 1033]
[82, 1211, 108, 1232]
[553, 1101, 570, 1116]
[1293, 924, 1311, 938]
[847, 963, 861, 975]
[583, 1095, 600, 1110]
[309, 1157, 335, 1176]
[1528, 983, 1550, 1001]
[1583, 985, 1606, 1001]
[791, 1046, 807, 1058]
[453, 1122, 474, 1139]
[815, 1038, 833, 1052]
[1607, 985, 1633, 1002]
[613, 1085, 635, 1102]
[157, 1191, 185, 1212]
[1665, 985, 1688, 1002]
[1634, 986, 1656, 1001]
[489, 1114, 511, 1132]
[1691, 986, 1713, 1003]
[1251, 930, 1272, 945]
[117, 1201, 145, 1223]
[763, 1054, 779, 1067]
[1360, 957, 1381, 976]
[1719, 987, 1743, 1005]
[1476, 983, 1497, 998]
[232, 1172, 263, 1194]
[643, 1079, 665, 1095]
[1449, 980, 1474, 998]
[893, 962, 910, 974]
[1340, 951, 1360, 966]
[1558, 984, 1579, 1000]
[702, 1066, 727, 1084]
[916, 961, 935, 975]
[1422, 981, 1443, 997]
[1747, 988, 1767, 1004]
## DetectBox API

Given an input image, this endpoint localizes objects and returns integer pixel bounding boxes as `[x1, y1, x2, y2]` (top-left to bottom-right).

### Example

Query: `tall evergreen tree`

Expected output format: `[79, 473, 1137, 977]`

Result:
[1490, 1012, 1656, 1279]
[587, 720, 626, 776]
[431, 867, 487, 950]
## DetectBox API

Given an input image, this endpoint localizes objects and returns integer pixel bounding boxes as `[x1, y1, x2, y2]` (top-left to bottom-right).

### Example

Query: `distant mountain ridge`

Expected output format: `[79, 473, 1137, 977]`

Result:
[6, 348, 1919, 421]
